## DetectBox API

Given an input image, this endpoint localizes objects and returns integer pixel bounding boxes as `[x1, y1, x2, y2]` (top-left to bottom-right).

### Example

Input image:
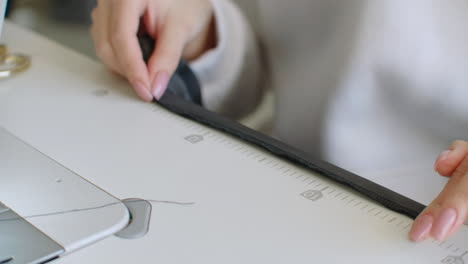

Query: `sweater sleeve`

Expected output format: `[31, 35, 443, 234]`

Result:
[189, 0, 264, 119]
[367, 1, 468, 141]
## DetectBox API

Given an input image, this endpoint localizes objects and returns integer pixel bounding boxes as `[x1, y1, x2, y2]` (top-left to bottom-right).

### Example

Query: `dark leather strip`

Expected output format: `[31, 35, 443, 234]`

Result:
[157, 90, 425, 219]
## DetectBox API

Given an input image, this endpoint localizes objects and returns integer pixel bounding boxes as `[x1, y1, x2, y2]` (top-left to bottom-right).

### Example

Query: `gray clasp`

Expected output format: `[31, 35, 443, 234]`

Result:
[115, 199, 152, 240]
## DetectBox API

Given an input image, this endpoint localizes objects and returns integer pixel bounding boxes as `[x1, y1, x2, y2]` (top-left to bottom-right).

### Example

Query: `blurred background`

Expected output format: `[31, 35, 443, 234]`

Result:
[6, 0, 97, 58]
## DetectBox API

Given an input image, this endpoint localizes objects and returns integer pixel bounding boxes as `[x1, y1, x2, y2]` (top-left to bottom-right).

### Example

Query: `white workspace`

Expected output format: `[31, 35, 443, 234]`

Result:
[2, 1, 468, 263]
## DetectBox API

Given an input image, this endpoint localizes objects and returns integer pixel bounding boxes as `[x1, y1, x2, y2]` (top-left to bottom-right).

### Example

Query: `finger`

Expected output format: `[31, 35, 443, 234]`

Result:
[91, 31, 122, 75]
[90, 2, 122, 75]
[147, 21, 188, 100]
[435, 141, 468, 177]
[409, 156, 468, 242]
[141, 1, 160, 37]
[109, 0, 153, 102]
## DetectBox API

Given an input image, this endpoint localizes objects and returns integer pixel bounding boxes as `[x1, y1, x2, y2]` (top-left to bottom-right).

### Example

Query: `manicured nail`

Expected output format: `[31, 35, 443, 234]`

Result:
[438, 150, 451, 162]
[409, 214, 433, 242]
[432, 208, 457, 241]
[132, 81, 153, 102]
[152, 71, 170, 100]
[435, 150, 451, 171]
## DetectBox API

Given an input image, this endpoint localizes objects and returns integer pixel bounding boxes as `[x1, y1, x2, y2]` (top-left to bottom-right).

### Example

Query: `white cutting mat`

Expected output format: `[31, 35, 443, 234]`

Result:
[1, 22, 467, 263]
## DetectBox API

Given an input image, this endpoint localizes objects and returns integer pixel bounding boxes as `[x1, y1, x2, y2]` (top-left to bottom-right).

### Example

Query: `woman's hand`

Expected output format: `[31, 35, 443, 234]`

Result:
[90, 0, 216, 101]
[409, 140, 468, 242]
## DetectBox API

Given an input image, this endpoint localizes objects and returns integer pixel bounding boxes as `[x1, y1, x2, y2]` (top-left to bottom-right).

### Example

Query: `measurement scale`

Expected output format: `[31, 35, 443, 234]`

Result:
[1, 23, 468, 263]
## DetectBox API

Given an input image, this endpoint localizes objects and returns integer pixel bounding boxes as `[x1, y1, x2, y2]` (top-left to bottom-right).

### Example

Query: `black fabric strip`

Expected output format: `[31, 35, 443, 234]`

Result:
[156, 92, 426, 219]
[138, 31, 426, 219]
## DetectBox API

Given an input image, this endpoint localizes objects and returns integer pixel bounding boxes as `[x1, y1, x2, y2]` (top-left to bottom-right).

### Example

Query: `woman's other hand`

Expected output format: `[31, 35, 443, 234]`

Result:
[409, 140, 468, 242]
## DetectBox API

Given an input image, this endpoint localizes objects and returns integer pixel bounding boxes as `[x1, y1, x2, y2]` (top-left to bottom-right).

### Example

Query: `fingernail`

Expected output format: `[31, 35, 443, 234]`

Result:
[152, 71, 170, 100]
[438, 150, 451, 162]
[132, 81, 153, 102]
[435, 150, 451, 171]
[432, 208, 457, 241]
[409, 214, 433, 242]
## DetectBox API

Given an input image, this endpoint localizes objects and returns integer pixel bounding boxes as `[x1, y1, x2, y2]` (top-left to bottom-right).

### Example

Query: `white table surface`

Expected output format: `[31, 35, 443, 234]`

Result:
[0, 22, 462, 264]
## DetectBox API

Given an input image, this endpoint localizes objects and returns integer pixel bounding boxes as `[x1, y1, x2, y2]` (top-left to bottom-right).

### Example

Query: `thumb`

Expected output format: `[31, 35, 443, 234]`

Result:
[435, 141, 468, 177]
[147, 21, 188, 100]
